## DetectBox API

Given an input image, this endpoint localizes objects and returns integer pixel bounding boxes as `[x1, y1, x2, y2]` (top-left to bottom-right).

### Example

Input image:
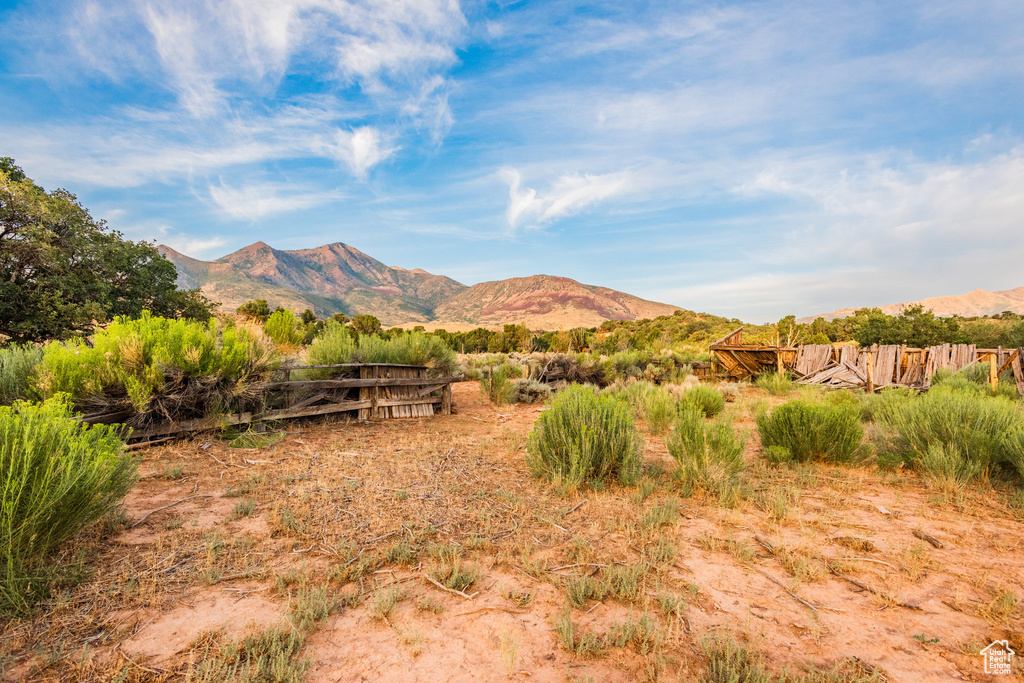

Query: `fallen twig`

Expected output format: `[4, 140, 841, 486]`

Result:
[754, 569, 818, 612]
[827, 562, 921, 610]
[130, 495, 213, 528]
[423, 574, 478, 599]
[564, 499, 588, 516]
[912, 529, 944, 549]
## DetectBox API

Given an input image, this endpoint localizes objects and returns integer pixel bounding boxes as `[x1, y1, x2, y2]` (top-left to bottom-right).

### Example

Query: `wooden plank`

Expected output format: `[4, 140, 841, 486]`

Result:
[263, 376, 460, 391]
[130, 396, 446, 439]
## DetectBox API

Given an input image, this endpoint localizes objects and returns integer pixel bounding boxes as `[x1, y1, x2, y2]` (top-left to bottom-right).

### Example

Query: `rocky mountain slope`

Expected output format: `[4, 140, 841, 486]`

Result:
[160, 242, 679, 328]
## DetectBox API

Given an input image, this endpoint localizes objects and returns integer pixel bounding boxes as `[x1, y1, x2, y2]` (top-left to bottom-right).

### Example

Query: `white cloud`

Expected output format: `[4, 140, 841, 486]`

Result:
[500, 167, 632, 230]
[207, 180, 342, 220]
[321, 126, 396, 178]
[162, 235, 230, 258]
[54, 0, 466, 116]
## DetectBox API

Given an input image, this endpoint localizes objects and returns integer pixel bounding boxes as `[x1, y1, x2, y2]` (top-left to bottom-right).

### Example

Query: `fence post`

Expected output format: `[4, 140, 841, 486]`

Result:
[865, 352, 875, 393]
[990, 355, 998, 392]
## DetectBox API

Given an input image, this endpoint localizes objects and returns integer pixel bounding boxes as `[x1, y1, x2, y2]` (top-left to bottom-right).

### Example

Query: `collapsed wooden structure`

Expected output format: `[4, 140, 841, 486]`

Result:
[83, 363, 458, 444]
[710, 328, 1024, 393]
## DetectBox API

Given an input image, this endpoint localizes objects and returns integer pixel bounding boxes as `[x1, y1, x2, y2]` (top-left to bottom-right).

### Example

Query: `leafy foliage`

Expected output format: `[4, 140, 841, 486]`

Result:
[34, 312, 278, 414]
[0, 344, 42, 405]
[0, 157, 214, 342]
[0, 398, 137, 614]
[754, 372, 793, 396]
[668, 406, 746, 504]
[873, 385, 1024, 485]
[526, 384, 643, 491]
[302, 322, 458, 377]
[678, 384, 725, 417]
[757, 399, 865, 465]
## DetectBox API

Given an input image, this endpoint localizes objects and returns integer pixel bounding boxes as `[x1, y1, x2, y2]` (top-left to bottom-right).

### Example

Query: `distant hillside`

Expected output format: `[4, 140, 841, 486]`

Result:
[799, 286, 1024, 323]
[160, 242, 679, 329]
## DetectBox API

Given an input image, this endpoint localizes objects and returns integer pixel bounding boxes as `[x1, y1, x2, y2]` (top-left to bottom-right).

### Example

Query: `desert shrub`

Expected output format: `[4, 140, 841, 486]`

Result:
[34, 313, 278, 415]
[757, 399, 865, 465]
[754, 371, 792, 396]
[932, 364, 1018, 399]
[0, 344, 43, 405]
[858, 386, 916, 422]
[678, 384, 725, 418]
[302, 321, 357, 375]
[526, 384, 643, 491]
[613, 381, 676, 434]
[303, 324, 457, 378]
[668, 405, 746, 504]
[263, 309, 303, 347]
[0, 398, 137, 614]
[874, 386, 1024, 484]
[718, 383, 739, 403]
[509, 378, 551, 404]
[480, 365, 516, 405]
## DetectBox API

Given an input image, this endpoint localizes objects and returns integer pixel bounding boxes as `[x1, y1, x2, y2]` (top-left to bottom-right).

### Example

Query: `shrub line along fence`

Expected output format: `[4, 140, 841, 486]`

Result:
[710, 327, 1024, 393]
[81, 362, 458, 444]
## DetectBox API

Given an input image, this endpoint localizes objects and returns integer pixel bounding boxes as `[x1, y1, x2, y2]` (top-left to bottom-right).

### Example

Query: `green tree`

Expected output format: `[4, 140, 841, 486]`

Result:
[0, 158, 212, 342]
[350, 314, 382, 336]
[237, 299, 272, 322]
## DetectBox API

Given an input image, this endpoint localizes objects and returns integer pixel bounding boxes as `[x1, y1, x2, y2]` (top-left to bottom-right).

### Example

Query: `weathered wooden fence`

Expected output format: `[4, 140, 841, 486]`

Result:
[83, 363, 459, 443]
[710, 327, 1023, 393]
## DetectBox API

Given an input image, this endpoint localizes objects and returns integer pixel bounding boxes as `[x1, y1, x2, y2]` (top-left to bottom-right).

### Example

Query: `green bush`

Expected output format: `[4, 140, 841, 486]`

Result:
[858, 386, 916, 422]
[0, 345, 43, 405]
[668, 406, 746, 504]
[757, 399, 865, 465]
[931, 364, 1019, 399]
[480, 365, 516, 405]
[614, 381, 676, 434]
[263, 309, 303, 347]
[874, 386, 1024, 485]
[678, 384, 725, 418]
[0, 398, 137, 614]
[34, 313, 278, 414]
[754, 372, 792, 396]
[526, 384, 643, 491]
[303, 323, 458, 378]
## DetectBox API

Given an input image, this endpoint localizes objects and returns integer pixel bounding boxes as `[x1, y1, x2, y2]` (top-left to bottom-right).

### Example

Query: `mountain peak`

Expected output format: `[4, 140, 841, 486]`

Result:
[161, 240, 680, 328]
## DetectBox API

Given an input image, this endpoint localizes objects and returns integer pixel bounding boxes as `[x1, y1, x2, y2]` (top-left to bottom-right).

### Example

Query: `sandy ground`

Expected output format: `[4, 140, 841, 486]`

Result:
[1, 382, 1022, 682]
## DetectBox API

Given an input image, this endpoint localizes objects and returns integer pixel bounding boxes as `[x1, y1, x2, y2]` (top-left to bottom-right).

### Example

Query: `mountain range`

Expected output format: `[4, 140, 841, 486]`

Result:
[159, 242, 680, 329]
[798, 286, 1024, 323]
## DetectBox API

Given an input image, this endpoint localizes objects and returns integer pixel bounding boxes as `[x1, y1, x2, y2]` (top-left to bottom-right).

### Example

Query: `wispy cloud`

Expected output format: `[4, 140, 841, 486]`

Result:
[207, 180, 343, 220]
[500, 168, 632, 230]
[320, 127, 396, 178]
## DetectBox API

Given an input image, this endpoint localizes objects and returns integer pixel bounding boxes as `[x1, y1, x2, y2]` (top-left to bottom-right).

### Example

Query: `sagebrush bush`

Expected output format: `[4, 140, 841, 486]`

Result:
[668, 406, 746, 505]
[34, 313, 278, 413]
[0, 398, 137, 614]
[509, 378, 552, 404]
[526, 384, 643, 491]
[0, 344, 42, 405]
[263, 309, 303, 347]
[678, 384, 725, 418]
[858, 386, 916, 422]
[757, 399, 865, 465]
[754, 372, 793, 396]
[303, 323, 458, 378]
[480, 365, 516, 405]
[931, 364, 1019, 399]
[874, 386, 1024, 485]
[613, 381, 676, 434]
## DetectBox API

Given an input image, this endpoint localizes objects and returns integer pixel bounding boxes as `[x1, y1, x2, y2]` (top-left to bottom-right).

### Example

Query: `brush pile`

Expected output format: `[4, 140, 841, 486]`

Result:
[33, 312, 279, 428]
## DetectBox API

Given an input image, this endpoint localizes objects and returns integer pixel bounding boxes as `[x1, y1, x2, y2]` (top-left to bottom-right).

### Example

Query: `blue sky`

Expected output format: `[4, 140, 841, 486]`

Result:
[2, 0, 1023, 322]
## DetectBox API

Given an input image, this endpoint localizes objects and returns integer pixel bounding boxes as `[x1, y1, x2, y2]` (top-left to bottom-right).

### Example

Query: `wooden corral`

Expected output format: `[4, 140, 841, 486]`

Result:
[84, 363, 458, 444]
[710, 327, 1024, 393]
